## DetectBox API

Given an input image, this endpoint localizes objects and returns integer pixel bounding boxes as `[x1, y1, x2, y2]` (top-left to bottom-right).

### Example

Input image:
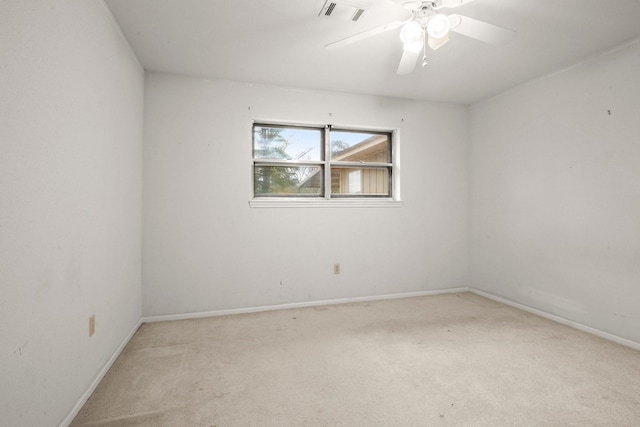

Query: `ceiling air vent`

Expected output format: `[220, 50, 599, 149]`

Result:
[319, 1, 365, 22]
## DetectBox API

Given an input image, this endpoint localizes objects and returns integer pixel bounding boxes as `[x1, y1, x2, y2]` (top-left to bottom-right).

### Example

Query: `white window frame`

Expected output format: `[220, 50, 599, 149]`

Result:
[250, 122, 402, 208]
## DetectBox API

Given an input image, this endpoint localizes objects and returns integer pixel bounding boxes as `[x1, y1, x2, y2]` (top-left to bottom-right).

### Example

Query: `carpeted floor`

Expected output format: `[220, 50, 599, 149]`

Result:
[70, 292, 640, 426]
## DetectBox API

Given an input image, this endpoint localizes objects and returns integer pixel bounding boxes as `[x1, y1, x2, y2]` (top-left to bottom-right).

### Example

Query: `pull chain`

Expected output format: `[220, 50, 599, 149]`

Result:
[422, 30, 428, 67]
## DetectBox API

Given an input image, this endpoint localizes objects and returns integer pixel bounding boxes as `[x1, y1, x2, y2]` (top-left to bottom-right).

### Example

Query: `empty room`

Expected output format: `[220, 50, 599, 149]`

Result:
[1, 0, 639, 426]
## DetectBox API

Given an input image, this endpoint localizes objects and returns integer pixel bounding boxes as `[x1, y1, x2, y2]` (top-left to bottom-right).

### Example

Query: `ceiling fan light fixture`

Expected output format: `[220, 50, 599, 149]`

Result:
[426, 13, 450, 39]
[399, 20, 423, 44]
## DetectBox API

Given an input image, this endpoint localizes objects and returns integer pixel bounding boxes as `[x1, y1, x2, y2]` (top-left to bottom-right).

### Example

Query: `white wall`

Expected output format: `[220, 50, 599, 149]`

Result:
[469, 40, 640, 343]
[0, 1, 143, 425]
[143, 73, 469, 316]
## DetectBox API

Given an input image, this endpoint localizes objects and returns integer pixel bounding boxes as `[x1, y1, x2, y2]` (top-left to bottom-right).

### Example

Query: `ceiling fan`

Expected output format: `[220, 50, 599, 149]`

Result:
[325, 0, 516, 75]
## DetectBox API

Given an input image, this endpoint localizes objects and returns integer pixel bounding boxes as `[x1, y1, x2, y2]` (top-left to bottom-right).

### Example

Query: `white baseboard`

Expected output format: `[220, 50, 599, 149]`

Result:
[59, 319, 143, 427]
[469, 288, 640, 351]
[141, 287, 471, 323]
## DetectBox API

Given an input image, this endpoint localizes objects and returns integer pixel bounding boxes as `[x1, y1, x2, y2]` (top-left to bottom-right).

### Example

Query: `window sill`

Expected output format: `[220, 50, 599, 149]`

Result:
[249, 198, 403, 208]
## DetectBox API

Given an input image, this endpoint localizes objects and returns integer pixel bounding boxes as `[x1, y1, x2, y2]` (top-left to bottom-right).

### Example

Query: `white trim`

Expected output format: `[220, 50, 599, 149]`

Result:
[324, 124, 332, 200]
[392, 128, 401, 201]
[469, 288, 640, 351]
[249, 198, 403, 208]
[141, 288, 469, 323]
[252, 119, 398, 134]
[251, 121, 400, 206]
[59, 319, 143, 427]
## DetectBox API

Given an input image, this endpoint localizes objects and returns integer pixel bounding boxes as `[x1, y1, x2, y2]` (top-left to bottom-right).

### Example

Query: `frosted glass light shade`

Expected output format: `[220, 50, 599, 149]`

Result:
[426, 14, 450, 39]
[400, 20, 423, 44]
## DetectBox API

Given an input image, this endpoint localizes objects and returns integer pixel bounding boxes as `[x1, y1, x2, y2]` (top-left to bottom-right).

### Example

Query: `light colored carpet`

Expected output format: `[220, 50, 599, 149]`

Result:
[71, 292, 640, 426]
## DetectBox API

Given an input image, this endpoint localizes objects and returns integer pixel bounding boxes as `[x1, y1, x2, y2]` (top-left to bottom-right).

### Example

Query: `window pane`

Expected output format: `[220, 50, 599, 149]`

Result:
[331, 167, 389, 196]
[254, 165, 323, 196]
[254, 126, 322, 161]
[330, 131, 390, 162]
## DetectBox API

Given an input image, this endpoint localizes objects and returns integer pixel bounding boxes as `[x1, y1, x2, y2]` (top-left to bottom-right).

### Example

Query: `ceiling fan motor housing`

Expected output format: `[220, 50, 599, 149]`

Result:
[402, 1, 445, 11]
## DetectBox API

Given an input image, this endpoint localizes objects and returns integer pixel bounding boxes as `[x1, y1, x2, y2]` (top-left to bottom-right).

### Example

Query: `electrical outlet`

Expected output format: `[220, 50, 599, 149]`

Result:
[333, 263, 341, 274]
[89, 315, 95, 337]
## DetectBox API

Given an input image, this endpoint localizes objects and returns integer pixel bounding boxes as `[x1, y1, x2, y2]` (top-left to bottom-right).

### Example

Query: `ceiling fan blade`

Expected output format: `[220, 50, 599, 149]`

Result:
[448, 14, 516, 45]
[428, 33, 449, 50]
[442, 0, 477, 8]
[397, 48, 420, 75]
[325, 20, 405, 50]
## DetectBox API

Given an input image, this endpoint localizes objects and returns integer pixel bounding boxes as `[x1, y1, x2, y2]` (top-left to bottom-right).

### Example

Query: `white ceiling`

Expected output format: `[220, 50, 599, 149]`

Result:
[105, 0, 640, 105]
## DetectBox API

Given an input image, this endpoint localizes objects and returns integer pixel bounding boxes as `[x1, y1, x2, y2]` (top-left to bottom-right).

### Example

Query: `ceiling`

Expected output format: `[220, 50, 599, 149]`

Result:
[104, 0, 640, 105]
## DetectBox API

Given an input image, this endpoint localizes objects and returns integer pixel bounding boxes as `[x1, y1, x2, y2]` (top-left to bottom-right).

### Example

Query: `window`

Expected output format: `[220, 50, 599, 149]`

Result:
[252, 123, 395, 200]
